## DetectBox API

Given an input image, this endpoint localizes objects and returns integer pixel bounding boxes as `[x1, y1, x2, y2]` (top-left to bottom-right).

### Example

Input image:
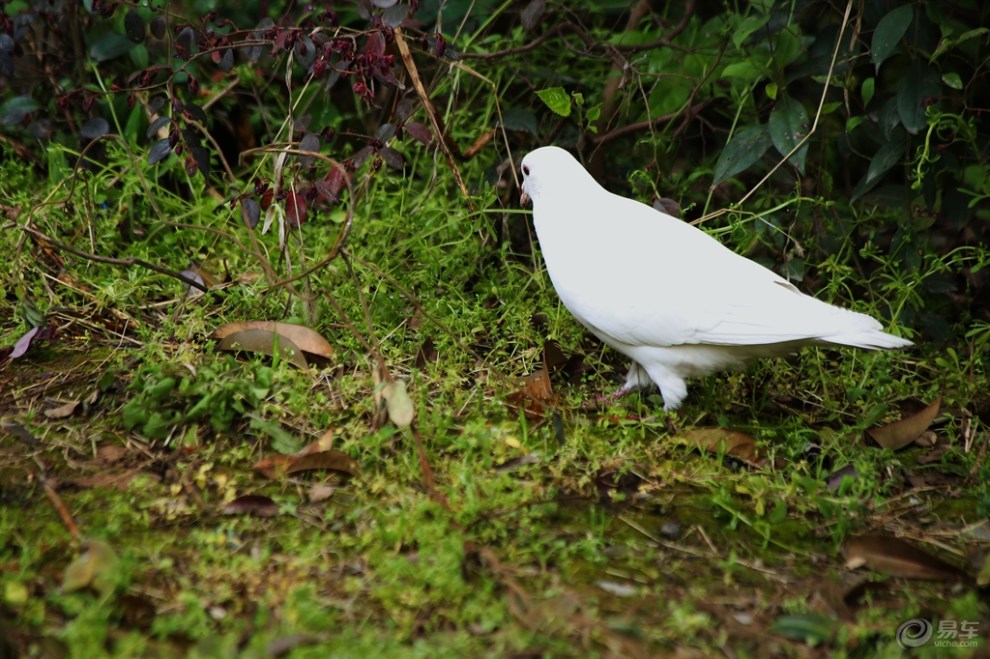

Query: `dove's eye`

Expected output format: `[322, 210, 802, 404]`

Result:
[522, 164, 530, 176]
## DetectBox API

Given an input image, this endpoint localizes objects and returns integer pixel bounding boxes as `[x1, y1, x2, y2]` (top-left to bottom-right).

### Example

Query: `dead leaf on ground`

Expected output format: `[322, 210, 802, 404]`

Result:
[382, 380, 414, 429]
[286, 450, 358, 477]
[215, 328, 307, 368]
[62, 539, 119, 595]
[212, 321, 335, 365]
[253, 455, 291, 479]
[866, 397, 941, 450]
[254, 428, 342, 479]
[843, 534, 967, 581]
[542, 341, 567, 371]
[825, 464, 859, 492]
[68, 468, 153, 491]
[414, 337, 438, 368]
[221, 494, 278, 517]
[44, 400, 79, 419]
[307, 484, 335, 503]
[96, 444, 128, 463]
[212, 321, 333, 358]
[677, 428, 765, 467]
[506, 369, 555, 420]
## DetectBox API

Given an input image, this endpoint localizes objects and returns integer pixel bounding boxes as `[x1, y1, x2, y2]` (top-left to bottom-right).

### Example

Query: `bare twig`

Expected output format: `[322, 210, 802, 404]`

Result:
[21, 224, 209, 293]
[732, 0, 854, 209]
[597, 0, 653, 135]
[593, 99, 715, 146]
[394, 27, 475, 212]
[34, 457, 81, 540]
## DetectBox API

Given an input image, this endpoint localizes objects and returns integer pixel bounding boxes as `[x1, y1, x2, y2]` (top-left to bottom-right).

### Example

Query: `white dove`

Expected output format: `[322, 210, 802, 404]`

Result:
[519, 146, 912, 410]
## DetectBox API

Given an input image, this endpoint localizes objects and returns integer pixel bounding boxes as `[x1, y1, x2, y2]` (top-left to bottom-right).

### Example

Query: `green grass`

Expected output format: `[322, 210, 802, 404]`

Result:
[2, 109, 989, 657]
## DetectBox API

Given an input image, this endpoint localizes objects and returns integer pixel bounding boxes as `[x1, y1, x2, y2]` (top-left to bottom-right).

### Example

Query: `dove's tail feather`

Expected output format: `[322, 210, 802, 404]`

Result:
[824, 330, 913, 351]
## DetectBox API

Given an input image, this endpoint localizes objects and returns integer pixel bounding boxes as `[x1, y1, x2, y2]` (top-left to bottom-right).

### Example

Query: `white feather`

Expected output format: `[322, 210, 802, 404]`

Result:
[520, 146, 912, 410]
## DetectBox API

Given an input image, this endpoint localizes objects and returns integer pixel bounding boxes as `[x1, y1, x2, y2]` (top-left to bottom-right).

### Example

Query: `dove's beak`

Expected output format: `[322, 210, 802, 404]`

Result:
[520, 182, 530, 206]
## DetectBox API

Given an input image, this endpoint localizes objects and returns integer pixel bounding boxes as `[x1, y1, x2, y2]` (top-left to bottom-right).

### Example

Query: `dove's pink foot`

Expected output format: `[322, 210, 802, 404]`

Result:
[581, 384, 635, 409]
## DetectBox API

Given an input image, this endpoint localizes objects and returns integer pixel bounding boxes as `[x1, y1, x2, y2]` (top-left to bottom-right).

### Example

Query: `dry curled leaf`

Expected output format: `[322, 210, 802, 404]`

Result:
[215, 328, 307, 368]
[866, 397, 941, 450]
[212, 321, 334, 362]
[285, 450, 358, 477]
[221, 494, 278, 517]
[44, 400, 79, 419]
[254, 429, 340, 479]
[678, 427, 765, 466]
[382, 380, 414, 429]
[62, 539, 119, 595]
[843, 534, 966, 581]
[506, 369, 555, 420]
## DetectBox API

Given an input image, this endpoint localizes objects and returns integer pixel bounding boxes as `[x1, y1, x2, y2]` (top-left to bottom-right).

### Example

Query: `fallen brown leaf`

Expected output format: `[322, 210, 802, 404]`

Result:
[253, 455, 292, 479]
[62, 539, 119, 595]
[843, 534, 966, 581]
[285, 450, 358, 477]
[678, 427, 765, 466]
[221, 494, 278, 517]
[866, 397, 941, 450]
[44, 400, 79, 419]
[211, 321, 334, 360]
[210, 320, 333, 360]
[506, 369, 555, 420]
[215, 328, 307, 368]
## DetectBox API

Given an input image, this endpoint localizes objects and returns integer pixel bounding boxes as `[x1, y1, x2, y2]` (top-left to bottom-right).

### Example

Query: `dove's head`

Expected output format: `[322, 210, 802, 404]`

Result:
[520, 146, 596, 207]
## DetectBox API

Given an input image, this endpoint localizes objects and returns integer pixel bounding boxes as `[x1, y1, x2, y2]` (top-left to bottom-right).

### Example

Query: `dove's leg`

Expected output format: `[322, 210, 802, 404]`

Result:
[593, 362, 651, 404]
[615, 362, 652, 397]
[585, 362, 651, 408]
[639, 364, 688, 411]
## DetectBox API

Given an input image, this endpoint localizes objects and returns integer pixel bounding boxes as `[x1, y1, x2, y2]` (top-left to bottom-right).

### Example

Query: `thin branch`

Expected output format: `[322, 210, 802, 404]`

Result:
[395, 27, 475, 212]
[20, 224, 210, 292]
[733, 0, 854, 209]
[593, 99, 715, 146]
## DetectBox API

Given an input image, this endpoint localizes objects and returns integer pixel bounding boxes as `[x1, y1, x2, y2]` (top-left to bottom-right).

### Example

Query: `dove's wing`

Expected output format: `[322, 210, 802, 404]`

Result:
[539, 192, 903, 351]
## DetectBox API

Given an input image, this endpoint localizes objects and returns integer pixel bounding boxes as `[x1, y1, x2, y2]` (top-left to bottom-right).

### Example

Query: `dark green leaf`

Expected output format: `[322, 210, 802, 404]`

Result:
[0, 96, 39, 125]
[772, 27, 802, 68]
[521, 0, 545, 32]
[871, 5, 912, 72]
[502, 107, 538, 134]
[768, 95, 810, 174]
[852, 138, 906, 200]
[150, 15, 167, 40]
[241, 198, 261, 228]
[80, 117, 109, 140]
[148, 139, 172, 165]
[931, 27, 989, 62]
[897, 60, 940, 134]
[89, 32, 133, 62]
[191, 146, 210, 179]
[712, 125, 771, 185]
[731, 14, 769, 48]
[380, 146, 404, 170]
[383, 4, 410, 27]
[771, 613, 836, 645]
[218, 48, 234, 72]
[299, 133, 320, 167]
[146, 116, 171, 139]
[124, 10, 146, 43]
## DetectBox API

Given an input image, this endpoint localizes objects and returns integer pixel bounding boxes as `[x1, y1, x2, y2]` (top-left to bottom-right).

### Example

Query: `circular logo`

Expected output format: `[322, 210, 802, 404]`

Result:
[897, 618, 934, 648]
